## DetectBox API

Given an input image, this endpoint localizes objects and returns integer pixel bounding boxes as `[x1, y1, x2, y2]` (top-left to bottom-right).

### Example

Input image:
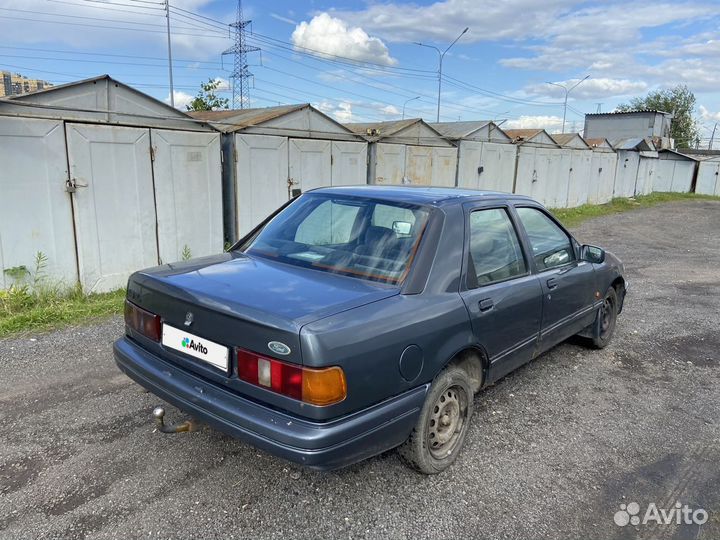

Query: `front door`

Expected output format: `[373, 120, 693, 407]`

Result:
[459, 206, 543, 381]
[514, 206, 597, 348]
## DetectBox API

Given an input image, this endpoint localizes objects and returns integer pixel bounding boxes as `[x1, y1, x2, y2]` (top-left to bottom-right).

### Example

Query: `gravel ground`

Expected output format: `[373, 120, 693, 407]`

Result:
[1, 200, 719, 540]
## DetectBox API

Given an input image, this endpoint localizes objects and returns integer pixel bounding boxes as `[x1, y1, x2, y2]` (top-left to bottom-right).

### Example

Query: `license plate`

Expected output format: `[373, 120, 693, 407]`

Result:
[162, 324, 229, 371]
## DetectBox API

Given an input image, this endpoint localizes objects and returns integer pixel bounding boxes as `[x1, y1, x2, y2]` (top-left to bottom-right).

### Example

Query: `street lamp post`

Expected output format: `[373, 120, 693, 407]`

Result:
[415, 27, 469, 122]
[546, 75, 589, 133]
[402, 96, 420, 119]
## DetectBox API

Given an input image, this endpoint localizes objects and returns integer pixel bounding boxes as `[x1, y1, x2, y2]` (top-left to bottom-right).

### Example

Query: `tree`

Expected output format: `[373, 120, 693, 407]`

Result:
[616, 85, 699, 148]
[186, 78, 229, 112]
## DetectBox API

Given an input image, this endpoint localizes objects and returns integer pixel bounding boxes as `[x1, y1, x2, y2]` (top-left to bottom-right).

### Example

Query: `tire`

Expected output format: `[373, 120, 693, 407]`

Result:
[398, 366, 474, 474]
[590, 286, 618, 349]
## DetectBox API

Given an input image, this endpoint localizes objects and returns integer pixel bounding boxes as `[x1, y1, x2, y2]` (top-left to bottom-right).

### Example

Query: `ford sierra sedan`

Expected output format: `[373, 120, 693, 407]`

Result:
[114, 186, 626, 474]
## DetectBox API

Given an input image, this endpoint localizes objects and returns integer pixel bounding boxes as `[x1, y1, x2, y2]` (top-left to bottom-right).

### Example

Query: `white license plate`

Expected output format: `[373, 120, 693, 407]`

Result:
[162, 324, 229, 371]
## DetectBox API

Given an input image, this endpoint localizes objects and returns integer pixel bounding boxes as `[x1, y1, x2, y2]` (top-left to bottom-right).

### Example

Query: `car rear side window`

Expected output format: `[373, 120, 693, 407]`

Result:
[515, 207, 574, 271]
[468, 208, 526, 287]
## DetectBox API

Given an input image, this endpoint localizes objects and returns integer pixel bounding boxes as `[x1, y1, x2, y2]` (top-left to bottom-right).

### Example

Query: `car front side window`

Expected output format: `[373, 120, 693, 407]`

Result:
[468, 208, 527, 287]
[515, 207, 574, 271]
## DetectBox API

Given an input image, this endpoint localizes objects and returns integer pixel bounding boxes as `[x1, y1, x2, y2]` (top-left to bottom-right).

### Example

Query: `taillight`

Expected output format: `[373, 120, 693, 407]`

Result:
[124, 300, 161, 341]
[236, 348, 346, 406]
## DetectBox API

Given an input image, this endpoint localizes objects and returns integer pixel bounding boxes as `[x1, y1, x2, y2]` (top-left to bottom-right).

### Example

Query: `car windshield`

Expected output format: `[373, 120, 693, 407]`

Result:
[243, 193, 430, 285]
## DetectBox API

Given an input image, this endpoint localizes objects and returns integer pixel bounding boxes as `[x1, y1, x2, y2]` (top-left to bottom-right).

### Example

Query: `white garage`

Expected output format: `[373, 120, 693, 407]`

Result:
[192, 105, 368, 240]
[653, 150, 697, 193]
[611, 138, 654, 198]
[693, 154, 720, 195]
[431, 121, 516, 193]
[0, 76, 222, 292]
[344, 119, 457, 187]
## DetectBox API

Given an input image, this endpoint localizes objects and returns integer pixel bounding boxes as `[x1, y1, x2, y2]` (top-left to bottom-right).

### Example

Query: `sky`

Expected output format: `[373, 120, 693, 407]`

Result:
[1, 0, 719, 143]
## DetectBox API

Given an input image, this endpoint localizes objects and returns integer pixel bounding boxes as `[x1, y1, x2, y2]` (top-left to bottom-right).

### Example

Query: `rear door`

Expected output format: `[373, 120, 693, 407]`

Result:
[513, 206, 597, 348]
[459, 204, 543, 380]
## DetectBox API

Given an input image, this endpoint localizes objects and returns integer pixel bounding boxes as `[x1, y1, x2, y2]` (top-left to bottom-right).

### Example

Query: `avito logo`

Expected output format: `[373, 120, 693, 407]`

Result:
[181, 336, 208, 355]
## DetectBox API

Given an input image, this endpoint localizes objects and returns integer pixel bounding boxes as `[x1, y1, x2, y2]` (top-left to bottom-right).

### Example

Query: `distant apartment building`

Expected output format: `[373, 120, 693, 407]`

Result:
[0, 71, 53, 97]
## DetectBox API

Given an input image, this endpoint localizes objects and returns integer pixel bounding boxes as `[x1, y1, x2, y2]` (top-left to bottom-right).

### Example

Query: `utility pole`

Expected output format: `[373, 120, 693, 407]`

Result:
[402, 96, 420, 120]
[165, 0, 174, 107]
[223, 0, 260, 109]
[414, 27, 469, 122]
[595, 103, 603, 113]
[710, 123, 717, 150]
[546, 75, 589, 133]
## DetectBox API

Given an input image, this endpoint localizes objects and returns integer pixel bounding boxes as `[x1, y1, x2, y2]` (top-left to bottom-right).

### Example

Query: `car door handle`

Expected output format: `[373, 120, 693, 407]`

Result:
[546, 277, 558, 290]
[479, 298, 494, 312]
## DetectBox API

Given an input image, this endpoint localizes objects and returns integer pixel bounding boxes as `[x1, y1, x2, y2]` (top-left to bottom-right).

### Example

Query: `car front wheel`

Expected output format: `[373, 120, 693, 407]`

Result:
[591, 286, 618, 348]
[398, 366, 474, 474]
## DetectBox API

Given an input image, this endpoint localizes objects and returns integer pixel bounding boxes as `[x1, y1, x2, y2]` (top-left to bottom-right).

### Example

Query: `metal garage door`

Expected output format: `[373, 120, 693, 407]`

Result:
[431, 147, 458, 187]
[588, 152, 617, 204]
[0, 117, 77, 289]
[695, 161, 720, 195]
[457, 141, 483, 188]
[235, 134, 289, 237]
[614, 152, 640, 197]
[151, 129, 223, 263]
[635, 156, 657, 195]
[289, 139, 332, 192]
[405, 146, 433, 185]
[567, 150, 592, 207]
[331, 141, 367, 185]
[477, 142, 516, 193]
[66, 123, 158, 293]
[374, 143, 406, 184]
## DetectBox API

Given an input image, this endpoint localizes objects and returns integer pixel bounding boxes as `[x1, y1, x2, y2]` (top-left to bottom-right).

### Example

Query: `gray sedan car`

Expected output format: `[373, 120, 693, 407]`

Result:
[114, 186, 626, 474]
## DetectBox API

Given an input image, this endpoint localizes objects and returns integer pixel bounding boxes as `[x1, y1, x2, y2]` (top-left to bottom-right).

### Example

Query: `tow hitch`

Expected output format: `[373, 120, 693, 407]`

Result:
[152, 406, 199, 433]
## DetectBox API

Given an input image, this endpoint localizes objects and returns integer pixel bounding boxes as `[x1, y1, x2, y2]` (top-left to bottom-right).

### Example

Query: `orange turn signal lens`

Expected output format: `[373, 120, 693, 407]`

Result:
[302, 366, 347, 406]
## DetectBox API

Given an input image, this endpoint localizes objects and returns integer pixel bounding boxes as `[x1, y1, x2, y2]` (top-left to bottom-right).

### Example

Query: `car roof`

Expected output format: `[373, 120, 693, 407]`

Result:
[308, 185, 533, 206]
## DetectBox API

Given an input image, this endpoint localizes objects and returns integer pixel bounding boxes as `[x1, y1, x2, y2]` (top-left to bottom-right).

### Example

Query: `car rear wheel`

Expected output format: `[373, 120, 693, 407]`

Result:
[590, 286, 618, 349]
[398, 366, 473, 474]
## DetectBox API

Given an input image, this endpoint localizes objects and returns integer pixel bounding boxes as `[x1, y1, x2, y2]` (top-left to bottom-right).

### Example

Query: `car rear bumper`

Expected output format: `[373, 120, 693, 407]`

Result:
[114, 337, 428, 470]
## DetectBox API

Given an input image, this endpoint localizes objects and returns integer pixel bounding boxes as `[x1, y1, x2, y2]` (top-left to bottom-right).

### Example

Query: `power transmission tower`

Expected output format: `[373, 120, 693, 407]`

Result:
[222, 0, 259, 109]
[595, 103, 603, 113]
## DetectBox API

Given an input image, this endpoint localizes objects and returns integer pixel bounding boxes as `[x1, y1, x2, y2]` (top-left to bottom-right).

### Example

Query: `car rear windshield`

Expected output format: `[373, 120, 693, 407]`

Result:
[244, 194, 430, 285]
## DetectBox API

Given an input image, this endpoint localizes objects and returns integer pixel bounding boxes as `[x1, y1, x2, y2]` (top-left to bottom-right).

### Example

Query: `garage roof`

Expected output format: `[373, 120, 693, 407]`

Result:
[0, 75, 212, 131]
[344, 118, 453, 147]
[189, 103, 362, 140]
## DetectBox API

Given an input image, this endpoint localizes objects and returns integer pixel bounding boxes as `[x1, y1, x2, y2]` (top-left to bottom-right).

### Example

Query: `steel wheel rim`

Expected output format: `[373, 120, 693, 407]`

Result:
[600, 295, 615, 338]
[427, 385, 468, 459]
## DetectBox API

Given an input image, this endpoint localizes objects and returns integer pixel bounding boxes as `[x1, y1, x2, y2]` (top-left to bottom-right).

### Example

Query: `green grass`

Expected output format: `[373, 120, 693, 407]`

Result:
[551, 192, 720, 228]
[0, 285, 125, 339]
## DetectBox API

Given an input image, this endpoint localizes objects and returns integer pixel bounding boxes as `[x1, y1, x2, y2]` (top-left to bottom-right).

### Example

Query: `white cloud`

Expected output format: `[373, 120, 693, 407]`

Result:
[527, 78, 648, 100]
[314, 100, 355, 123]
[291, 13, 397, 66]
[504, 115, 565, 132]
[165, 90, 194, 110]
[331, 0, 573, 43]
[700, 105, 720, 123]
[212, 77, 231, 91]
[380, 105, 400, 116]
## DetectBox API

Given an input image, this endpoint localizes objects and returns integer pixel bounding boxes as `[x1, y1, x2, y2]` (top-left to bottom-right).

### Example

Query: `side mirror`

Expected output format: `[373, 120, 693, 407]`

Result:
[392, 220, 412, 235]
[581, 244, 605, 264]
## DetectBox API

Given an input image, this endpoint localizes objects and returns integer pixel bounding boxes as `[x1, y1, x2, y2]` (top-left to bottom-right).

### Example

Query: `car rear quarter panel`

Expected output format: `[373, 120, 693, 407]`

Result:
[301, 293, 473, 417]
